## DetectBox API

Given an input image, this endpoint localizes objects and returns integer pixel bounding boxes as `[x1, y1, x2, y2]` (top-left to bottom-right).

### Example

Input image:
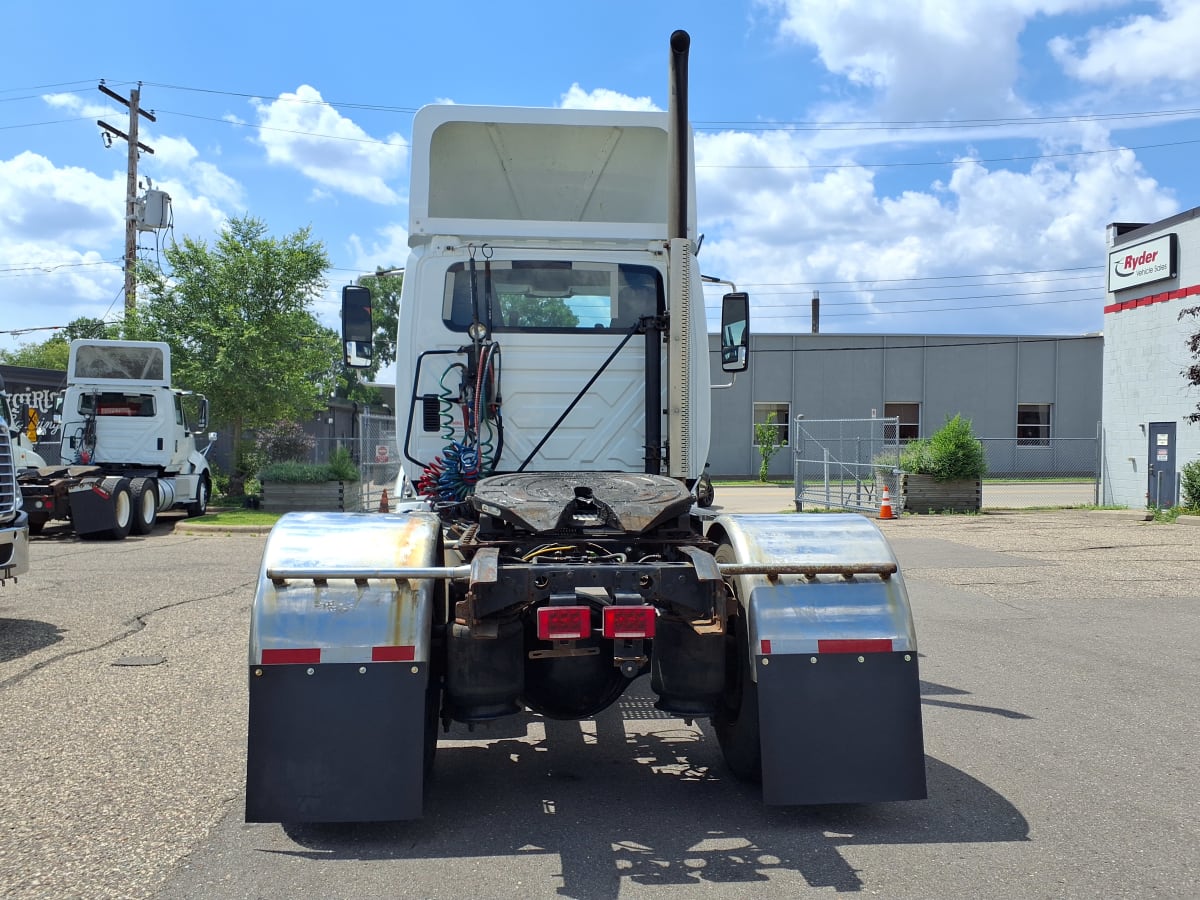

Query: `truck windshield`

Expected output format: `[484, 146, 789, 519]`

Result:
[443, 261, 661, 333]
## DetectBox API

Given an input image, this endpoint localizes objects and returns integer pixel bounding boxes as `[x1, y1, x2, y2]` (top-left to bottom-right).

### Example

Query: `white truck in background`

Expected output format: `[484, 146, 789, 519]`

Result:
[15, 340, 214, 539]
[0, 379, 30, 583]
[247, 31, 926, 823]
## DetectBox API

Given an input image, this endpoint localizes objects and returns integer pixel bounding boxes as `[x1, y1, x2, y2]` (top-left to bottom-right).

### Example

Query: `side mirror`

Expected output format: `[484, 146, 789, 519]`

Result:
[342, 284, 374, 369]
[196, 396, 209, 431]
[720, 291, 750, 373]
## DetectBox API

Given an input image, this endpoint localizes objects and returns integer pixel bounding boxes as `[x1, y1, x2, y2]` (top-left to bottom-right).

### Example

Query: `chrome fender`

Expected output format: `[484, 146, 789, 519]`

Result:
[710, 513, 916, 673]
[710, 512, 926, 804]
[250, 510, 442, 665]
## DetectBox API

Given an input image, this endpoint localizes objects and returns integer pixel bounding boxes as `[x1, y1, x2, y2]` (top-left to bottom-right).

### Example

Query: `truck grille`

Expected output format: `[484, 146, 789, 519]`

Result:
[0, 425, 19, 516]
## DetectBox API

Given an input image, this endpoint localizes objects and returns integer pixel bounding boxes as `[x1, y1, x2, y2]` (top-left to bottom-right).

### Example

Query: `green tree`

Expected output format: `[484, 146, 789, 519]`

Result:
[356, 268, 403, 368]
[754, 411, 783, 482]
[135, 216, 335, 488]
[0, 317, 115, 370]
[1182, 305, 1200, 423]
[498, 294, 580, 328]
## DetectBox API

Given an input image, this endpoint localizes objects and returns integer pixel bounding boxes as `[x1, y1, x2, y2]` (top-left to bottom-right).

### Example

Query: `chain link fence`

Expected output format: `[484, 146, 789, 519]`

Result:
[793, 417, 1101, 512]
[309, 408, 400, 511]
[977, 437, 1100, 508]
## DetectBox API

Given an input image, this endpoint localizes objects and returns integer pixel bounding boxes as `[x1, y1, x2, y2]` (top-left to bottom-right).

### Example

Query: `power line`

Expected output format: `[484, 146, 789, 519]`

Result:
[719, 292, 1100, 320]
[696, 137, 1200, 170]
[736, 264, 1102, 287]
[753, 285, 1100, 309]
[694, 107, 1200, 132]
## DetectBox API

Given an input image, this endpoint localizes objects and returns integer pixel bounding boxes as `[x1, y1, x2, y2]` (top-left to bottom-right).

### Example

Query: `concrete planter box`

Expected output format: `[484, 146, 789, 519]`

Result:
[261, 480, 363, 513]
[900, 474, 982, 514]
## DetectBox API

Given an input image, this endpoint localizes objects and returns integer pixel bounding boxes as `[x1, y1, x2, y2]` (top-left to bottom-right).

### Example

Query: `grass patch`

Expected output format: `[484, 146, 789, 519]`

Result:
[197, 509, 283, 527]
[1148, 506, 1200, 523]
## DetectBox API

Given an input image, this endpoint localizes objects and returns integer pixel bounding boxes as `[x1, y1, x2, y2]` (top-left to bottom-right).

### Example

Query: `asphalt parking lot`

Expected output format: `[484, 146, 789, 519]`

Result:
[1, 502, 1197, 899]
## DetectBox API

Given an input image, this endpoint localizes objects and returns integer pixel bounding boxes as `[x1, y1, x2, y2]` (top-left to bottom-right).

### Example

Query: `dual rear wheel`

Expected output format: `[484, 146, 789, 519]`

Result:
[129, 478, 158, 535]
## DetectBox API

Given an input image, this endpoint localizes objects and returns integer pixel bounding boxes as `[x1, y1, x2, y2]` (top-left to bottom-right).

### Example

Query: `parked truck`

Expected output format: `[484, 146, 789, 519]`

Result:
[0, 379, 30, 584]
[247, 31, 926, 823]
[15, 339, 214, 539]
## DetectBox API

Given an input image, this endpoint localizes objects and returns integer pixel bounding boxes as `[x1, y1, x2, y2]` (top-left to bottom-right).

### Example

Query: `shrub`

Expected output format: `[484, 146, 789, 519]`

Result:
[327, 446, 361, 482]
[900, 414, 987, 482]
[1181, 459, 1200, 510]
[259, 446, 360, 484]
[255, 420, 315, 465]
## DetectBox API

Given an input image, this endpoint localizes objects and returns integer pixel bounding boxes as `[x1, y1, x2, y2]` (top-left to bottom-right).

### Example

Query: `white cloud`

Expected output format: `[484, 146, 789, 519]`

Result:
[148, 133, 244, 210]
[693, 128, 1176, 333]
[1049, 0, 1200, 85]
[0, 152, 129, 337]
[347, 223, 411, 273]
[559, 84, 661, 112]
[758, 0, 1121, 119]
[250, 85, 408, 204]
[41, 92, 113, 119]
[0, 151, 122, 243]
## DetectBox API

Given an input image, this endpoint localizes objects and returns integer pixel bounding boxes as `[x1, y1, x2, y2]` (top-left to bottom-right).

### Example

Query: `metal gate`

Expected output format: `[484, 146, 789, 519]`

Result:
[357, 407, 400, 511]
[792, 417, 902, 514]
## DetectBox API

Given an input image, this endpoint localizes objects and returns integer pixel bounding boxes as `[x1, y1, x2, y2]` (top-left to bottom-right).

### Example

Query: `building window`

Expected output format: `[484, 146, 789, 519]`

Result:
[1017, 403, 1051, 447]
[884, 402, 920, 443]
[753, 402, 790, 446]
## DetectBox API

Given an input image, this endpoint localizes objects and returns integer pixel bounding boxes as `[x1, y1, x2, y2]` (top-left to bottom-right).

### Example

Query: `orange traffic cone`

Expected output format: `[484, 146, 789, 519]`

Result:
[878, 486, 895, 520]
[379, 489, 390, 513]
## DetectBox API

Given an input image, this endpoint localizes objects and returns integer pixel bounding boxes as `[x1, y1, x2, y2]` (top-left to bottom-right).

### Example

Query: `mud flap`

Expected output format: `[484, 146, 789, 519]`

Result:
[67, 482, 119, 535]
[246, 661, 429, 822]
[757, 650, 926, 804]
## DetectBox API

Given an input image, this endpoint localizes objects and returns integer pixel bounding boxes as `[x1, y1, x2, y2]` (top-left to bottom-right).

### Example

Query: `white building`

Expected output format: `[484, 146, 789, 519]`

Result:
[1101, 207, 1200, 508]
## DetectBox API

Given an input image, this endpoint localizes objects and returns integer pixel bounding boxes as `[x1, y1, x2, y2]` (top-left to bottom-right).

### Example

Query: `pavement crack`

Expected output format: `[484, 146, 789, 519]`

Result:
[0, 579, 255, 691]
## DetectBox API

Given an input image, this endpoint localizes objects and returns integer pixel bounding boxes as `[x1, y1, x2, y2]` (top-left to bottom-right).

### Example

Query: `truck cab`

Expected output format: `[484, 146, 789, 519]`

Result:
[0, 378, 31, 583]
[248, 32, 924, 824]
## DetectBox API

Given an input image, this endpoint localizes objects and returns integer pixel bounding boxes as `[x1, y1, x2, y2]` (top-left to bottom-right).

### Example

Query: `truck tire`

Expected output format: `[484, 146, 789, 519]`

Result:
[130, 478, 158, 535]
[185, 475, 210, 518]
[712, 544, 762, 782]
[100, 476, 133, 541]
[696, 474, 715, 508]
[28, 519, 45, 536]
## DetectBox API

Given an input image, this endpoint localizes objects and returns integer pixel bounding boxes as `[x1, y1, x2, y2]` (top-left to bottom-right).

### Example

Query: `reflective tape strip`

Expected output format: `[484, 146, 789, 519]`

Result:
[756, 637, 909, 655]
[372, 645, 416, 662]
[818, 638, 894, 654]
[258, 645, 417, 665]
[261, 648, 321, 665]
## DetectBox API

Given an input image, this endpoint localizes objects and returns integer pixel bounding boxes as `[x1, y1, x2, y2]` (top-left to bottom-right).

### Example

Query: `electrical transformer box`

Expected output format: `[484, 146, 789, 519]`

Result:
[136, 189, 171, 231]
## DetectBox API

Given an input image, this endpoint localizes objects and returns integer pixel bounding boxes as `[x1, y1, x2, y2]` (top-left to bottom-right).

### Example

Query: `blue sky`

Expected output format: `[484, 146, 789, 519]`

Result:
[3, 0, 1199, 359]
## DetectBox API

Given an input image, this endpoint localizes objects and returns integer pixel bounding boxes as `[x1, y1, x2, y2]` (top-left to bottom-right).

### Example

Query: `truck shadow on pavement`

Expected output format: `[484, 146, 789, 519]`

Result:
[275, 681, 1030, 898]
[0, 617, 65, 665]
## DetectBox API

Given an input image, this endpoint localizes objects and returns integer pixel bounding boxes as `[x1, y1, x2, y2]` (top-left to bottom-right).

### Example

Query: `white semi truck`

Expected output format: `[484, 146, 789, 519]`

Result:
[247, 31, 926, 822]
[0, 380, 30, 584]
[16, 340, 214, 539]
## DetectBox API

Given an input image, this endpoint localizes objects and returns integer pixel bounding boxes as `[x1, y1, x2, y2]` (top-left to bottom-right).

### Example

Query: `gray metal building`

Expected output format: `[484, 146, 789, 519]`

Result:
[706, 332, 1103, 479]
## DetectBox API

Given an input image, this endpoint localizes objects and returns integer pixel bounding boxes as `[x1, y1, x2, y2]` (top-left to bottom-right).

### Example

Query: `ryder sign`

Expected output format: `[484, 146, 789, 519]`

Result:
[1108, 233, 1176, 292]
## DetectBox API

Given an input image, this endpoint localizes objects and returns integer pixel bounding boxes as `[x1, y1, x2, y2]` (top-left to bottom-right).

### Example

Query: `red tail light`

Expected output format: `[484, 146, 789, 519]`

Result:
[602, 605, 656, 639]
[536, 606, 591, 641]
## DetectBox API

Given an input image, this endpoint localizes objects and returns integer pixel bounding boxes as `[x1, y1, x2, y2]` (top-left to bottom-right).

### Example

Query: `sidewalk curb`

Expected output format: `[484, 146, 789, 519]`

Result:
[173, 522, 273, 535]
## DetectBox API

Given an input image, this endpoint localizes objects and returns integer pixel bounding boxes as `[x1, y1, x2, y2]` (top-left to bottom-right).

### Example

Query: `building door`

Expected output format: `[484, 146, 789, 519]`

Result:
[1147, 422, 1176, 508]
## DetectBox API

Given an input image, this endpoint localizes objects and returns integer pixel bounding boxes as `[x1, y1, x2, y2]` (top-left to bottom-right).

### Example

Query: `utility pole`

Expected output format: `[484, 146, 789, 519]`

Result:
[97, 82, 155, 317]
